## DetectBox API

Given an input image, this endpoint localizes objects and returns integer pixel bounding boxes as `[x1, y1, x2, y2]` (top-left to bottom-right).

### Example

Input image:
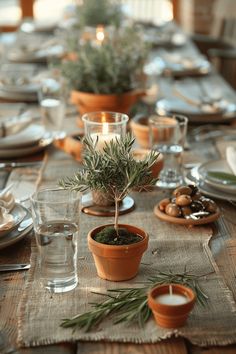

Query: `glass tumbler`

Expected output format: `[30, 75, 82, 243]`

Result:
[149, 115, 187, 189]
[82, 111, 129, 151]
[38, 78, 66, 138]
[30, 188, 81, 293]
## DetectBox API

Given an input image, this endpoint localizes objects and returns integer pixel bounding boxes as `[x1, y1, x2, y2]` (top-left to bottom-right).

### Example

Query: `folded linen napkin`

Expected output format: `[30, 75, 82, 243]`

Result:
[0, 206, 14, 232]
[0, 112, 33, 138]
[226, 146, 236, 175]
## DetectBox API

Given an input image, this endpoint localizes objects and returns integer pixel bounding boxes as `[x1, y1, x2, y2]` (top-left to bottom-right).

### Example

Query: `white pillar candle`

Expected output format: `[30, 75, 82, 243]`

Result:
[155, 285, 188, 305]
[155, 293, 188, 305]
[90, 123, 120, 152]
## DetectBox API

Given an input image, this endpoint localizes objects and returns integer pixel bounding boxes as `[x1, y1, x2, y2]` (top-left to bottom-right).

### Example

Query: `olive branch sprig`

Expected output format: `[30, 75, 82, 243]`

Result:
[61, 269, 210, 332]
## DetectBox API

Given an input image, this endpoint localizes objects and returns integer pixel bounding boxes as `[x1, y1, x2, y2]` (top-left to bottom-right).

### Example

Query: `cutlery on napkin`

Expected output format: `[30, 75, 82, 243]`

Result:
[0, 112, 34, 138]
[226, 146, 236, 175]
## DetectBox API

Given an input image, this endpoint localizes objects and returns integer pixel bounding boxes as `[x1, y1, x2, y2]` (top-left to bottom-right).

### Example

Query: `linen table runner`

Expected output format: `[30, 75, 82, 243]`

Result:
[17, 156, 236, 347]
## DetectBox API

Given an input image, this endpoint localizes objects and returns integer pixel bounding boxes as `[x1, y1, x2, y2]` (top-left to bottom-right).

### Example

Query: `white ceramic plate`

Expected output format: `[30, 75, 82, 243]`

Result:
[0, 125, 45, 149]
[156, 98, 236, 123]
[0, 203, 27, 237]
[198, 160, 236, 194]
[0, 136, 52, 158]
[0, 208, 33, 250]
[185, 168, 236, 202]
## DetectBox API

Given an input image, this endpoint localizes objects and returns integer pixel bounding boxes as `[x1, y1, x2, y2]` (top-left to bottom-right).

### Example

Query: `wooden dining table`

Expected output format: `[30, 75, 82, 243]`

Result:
[1, 20, 236, 354]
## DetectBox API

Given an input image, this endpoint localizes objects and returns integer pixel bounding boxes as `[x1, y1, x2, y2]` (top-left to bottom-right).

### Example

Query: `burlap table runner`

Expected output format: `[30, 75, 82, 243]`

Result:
[17, 156, 236, 347]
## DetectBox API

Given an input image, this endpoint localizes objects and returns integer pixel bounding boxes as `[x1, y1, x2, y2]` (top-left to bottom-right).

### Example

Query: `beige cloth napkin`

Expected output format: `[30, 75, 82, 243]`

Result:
[0, 112, 34, 138]
[226, 146, 236, 175]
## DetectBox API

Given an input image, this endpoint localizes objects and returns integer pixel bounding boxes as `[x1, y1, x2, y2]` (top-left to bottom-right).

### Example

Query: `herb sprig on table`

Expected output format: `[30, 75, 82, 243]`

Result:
[61, 269, 209, 332]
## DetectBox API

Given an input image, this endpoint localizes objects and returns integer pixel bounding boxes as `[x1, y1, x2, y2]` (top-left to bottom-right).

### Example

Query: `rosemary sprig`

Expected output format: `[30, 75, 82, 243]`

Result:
[207, 171, 236, 184]
[61, 269, 209, 332]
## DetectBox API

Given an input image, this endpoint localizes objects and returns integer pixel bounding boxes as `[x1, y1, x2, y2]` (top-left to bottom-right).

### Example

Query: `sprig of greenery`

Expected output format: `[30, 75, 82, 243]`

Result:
[61, 269, 209, 332]
[207, 171, 236, 184]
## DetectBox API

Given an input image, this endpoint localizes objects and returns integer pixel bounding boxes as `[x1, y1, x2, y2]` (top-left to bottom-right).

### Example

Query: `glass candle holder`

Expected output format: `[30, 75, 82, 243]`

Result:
[82, 111, 129, 151]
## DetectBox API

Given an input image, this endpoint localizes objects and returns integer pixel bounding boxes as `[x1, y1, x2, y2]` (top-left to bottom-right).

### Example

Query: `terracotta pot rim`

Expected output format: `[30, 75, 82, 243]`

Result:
[71, 89, 145, 98]
[88, 223, 148, 250]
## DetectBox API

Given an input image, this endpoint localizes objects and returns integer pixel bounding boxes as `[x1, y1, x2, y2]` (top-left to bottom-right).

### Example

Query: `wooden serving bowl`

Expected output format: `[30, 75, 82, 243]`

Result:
[154, 201, 220, 226]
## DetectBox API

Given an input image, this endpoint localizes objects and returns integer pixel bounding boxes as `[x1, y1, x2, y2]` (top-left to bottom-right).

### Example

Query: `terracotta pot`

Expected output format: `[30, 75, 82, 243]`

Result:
[132, 148, 164, 178]
[130, 114, 177, 149]
[130, 114, 149, 148]
[148, 284, 196, 328]
[70, 89, 145, 118]
[88, 223, 149, 281]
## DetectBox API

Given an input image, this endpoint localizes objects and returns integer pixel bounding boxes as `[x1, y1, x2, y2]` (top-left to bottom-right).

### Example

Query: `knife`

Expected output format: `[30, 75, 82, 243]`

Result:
[0, 264, 31, 272]
[0, 161, 41, 169]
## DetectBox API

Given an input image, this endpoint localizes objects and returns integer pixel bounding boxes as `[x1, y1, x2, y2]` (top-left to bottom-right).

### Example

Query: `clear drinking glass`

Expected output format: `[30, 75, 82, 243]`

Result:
[149, 115, 188, 189]
[30, 188, 81, 293]
[82, 111, 129, 151]
[38, 78, 66, 139]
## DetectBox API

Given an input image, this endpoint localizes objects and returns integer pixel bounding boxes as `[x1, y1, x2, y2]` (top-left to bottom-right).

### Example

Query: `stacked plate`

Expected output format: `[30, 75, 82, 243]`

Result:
[0, 64, 40, 102]
[0, 124, 52, 158]
[0, 204, 33, 250]
[145, 53, 211, 78]
[187, 160, 236, 202]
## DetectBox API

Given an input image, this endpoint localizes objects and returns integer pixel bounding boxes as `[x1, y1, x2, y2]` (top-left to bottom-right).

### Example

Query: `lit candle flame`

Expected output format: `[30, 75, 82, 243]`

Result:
[96, 26, 105, 43]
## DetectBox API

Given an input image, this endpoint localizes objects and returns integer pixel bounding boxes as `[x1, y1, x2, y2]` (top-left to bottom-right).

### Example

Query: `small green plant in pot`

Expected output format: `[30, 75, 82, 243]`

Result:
[60, 27, 149, 116]
[59, 134, 159, 281]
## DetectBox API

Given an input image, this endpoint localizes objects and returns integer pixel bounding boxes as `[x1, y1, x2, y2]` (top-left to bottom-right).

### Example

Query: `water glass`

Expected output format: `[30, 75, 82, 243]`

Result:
[38, 78, 66, 138]
[30, 188, 81, 293]
[149, 115, 187, 189]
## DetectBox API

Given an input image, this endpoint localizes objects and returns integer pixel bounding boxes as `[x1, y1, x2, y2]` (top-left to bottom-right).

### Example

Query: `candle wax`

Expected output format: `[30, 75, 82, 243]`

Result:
[155, 293, 188, 305]
[91, 133, 120, 152]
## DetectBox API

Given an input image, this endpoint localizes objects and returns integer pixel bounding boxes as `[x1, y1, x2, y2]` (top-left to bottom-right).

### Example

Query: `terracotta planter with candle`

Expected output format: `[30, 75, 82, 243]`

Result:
[71, 89, 145, 121]
[88, 223, 148, 281]
[148, 284, 196, 328]
[132, 149, 164, 178]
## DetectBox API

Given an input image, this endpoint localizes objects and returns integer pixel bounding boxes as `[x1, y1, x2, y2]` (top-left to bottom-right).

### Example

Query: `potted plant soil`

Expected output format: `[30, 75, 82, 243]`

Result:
[60, 27, 148, 120]
[60, 134, 159, 281]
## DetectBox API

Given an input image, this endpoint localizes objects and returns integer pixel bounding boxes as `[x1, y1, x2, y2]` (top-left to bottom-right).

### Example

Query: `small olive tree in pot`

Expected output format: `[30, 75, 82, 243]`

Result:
[60, 134, 159, 281]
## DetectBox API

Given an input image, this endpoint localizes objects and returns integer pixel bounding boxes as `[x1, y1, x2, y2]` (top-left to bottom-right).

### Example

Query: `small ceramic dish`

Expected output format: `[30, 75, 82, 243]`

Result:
[154, 201, 220, 226]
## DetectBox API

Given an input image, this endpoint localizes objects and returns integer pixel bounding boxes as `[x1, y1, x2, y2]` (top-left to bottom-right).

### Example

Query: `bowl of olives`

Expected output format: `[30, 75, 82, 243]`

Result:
[154, 185, 220, 225]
